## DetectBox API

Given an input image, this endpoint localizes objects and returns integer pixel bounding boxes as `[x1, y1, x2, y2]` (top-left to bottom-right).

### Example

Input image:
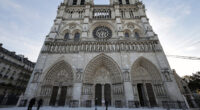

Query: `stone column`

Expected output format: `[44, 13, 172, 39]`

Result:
[72, 68, 83, 107]
[123, 69, 134, 107]
[102, 84, 105, 106]
[142, 82, 150, 107]
[72, 83, 82, 106]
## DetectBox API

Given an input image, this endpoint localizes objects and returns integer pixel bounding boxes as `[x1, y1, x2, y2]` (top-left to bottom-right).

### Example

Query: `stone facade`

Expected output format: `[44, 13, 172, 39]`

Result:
[0, 44, 35, 105]
[22, 0, 186, 108]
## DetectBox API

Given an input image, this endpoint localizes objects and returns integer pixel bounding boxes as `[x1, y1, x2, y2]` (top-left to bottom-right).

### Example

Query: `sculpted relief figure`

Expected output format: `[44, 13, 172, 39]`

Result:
[32, 72, 39, 82]
[76, 68, 83, 82]
[123, 69, 130, 82]
[32, 69, 42, 83]
[161, 68, 172, 81]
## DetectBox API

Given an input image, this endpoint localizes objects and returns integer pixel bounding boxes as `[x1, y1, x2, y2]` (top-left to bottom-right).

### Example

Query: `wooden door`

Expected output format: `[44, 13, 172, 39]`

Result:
[146, 83, 157, 107]
[58, 86, 67, 106]
[95, 84, 102, 106]
[49, 86, 59, 106]
[104, 84, 111, 106]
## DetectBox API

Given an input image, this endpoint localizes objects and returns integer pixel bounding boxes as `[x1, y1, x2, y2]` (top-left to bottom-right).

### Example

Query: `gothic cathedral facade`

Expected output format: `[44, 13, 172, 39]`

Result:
[22, 0, 185, 108]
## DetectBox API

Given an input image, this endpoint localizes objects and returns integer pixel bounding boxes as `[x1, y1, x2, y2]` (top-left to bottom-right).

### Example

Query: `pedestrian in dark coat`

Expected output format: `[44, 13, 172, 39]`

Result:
[105, 100, 108, 110]
[37, 99, 43, 110]
[27, 98, 36, 110]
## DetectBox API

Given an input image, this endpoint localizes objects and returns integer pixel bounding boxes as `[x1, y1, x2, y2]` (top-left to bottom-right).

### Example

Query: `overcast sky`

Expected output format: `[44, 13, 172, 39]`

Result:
[0, 0, 199, 77]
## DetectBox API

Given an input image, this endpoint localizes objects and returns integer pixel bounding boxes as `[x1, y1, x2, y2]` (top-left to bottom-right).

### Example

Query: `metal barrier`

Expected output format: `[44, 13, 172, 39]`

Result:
[128, 101, 140, 108]
[81, 100, 92, 107]
[162, 101, 187, 109]
[115, 100, 123, 108]
[69, 100, 79, 108]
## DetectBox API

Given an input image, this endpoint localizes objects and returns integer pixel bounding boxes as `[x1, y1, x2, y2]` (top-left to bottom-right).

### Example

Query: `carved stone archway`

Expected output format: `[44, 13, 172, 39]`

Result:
[131, 57, 161, 81]
[43, 60, 73, 85]
[82, 54, 124, 106]
[131, 57, 163, 107]
[41, 60, 74, 106]
[83, 54, 122, 84]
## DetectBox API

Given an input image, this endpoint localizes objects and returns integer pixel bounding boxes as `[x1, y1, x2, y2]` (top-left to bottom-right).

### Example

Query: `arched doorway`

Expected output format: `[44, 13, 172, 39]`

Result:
[104, 84, 111, 106]
[83, 54, 123, 106]
[41, 60, 74, 106]
[95, 84, 102, 106]
[131, 57, 162, 107]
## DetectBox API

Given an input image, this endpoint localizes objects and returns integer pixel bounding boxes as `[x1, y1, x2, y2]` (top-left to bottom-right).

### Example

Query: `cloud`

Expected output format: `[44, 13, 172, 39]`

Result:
[0, 23, 44, 62]
[0, 0, 47, 62]
[0, 0, 22, 10]
[143, 0, 200, 76]
[0, 0, 199, 76]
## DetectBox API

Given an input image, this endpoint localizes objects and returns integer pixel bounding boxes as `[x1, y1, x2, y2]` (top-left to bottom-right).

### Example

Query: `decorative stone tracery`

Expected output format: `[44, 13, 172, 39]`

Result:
[161, 68, 172, 82]
[42, 61, 73, 86]
[131, 57, 162, 82]
[130, 57, 167, 104]
[83, 54, 122, 84]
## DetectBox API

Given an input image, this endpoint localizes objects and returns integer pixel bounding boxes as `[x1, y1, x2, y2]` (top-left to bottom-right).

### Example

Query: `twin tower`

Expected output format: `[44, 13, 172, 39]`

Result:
[19, 0, 186, 108]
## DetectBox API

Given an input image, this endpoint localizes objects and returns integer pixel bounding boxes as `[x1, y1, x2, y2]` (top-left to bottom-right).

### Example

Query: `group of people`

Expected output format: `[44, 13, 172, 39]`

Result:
[28, 98, 109, 110]
[95, 99, 109, 110]
[28, 98, 43, 110]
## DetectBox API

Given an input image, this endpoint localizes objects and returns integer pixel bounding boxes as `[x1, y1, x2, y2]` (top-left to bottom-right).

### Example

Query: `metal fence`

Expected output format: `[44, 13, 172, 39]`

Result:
[162, 101, 187, 109]
[81, 100, 92, 107]
[69, 100, 79, 107]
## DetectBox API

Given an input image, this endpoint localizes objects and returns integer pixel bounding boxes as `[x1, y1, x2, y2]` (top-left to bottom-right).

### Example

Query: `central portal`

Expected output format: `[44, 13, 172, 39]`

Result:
[83, 54, 123, 107]
[95, 84, 111, 106]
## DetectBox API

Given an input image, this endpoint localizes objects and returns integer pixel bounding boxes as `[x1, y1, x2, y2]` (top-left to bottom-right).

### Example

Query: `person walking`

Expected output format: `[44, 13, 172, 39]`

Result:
[27, 98, 36, 110]
[105, 100, 108, 110]
[95, 98, 98, 110]
[37, 99, 43, 110]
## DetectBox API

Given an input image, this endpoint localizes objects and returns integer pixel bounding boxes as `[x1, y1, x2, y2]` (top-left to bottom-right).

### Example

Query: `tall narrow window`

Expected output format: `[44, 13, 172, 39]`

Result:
[80, 0, 85, 5]
[64, 33, 70, 40]
[119, 0, 122, 5]
[73, 0, 77, 5]
[126, 0, 130, 4]
[74, 32, 80, 41]
[125, 32, 130, 38]
[135, 32, 140, 38]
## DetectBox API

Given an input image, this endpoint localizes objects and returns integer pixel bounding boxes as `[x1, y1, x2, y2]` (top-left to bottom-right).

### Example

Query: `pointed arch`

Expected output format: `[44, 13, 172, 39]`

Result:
[131, 57, 162, 82]
[83, 54, 122, 84]
[42, 60, 74, 85]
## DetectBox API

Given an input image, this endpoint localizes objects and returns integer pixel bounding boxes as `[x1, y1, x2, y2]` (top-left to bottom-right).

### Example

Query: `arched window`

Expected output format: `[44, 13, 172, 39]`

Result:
[80, 0, 85, 5]
[135, 32, 140, 38]
[125, 32, 130, 38]
[119, 0, 122, 5]
[64, 33, 70, 40]
[73, 0, 77, 5]
[126, 0, 130, 4]
[74, 32, 80, 41]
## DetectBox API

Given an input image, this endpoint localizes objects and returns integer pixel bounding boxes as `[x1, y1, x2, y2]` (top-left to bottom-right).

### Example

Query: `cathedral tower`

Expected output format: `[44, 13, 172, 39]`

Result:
[21, 0, 186, 108]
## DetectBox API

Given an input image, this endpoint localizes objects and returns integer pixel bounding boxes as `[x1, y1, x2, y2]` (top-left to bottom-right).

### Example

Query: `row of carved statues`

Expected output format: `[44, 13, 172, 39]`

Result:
[42, 40, 162, 53]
